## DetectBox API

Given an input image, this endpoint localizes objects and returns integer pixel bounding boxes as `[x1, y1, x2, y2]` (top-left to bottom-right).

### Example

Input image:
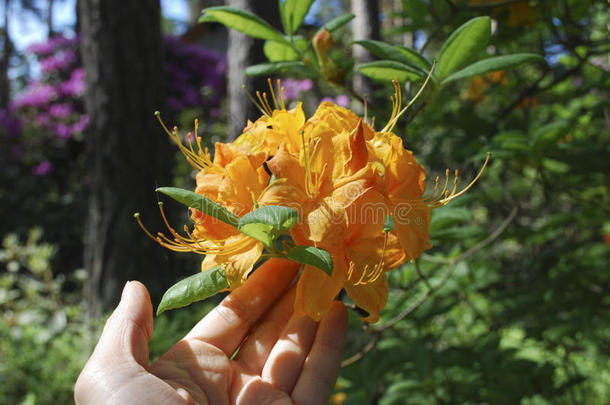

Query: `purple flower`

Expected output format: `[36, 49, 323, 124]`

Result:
[60, 68, 85, 96]
[55, 123, 72, 139]
[49, 103, 72, 118]
[71, 115, 89, 134]
[40, 49, 78, 73]
[282, 79, 314, 99]
[335, 94, 350, 107]
[32, 160, 54, 176]
[13, 84, 57, 108]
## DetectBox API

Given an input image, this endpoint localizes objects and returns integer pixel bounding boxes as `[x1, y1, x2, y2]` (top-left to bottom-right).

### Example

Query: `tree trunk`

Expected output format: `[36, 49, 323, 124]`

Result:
[79, 0, 173, 317]
[227, 0, 280, 140]
[351, 0, 381, 99]
[0, 0, 10, 108]
[46, 0, 54, 37]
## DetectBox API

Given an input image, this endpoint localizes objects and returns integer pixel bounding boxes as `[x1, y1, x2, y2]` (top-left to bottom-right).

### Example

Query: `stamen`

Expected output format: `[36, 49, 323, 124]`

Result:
[437, 153, 490, 205]
[242, 85, 270, 117]
[155, 112, 213, 171]
[267, 78, 279, 110]
[381, 61, 436, 133]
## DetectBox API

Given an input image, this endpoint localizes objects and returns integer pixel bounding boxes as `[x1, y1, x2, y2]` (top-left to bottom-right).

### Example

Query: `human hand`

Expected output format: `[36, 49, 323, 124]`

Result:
[74, 259, 348, 404]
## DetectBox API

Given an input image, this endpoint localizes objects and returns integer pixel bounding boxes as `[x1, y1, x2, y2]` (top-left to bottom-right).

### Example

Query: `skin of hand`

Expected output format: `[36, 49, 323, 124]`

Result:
[74, 259, 348, 405]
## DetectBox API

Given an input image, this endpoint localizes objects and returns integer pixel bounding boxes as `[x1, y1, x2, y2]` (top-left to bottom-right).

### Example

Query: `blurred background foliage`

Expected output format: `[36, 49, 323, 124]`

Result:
[0, 0, 608, 404]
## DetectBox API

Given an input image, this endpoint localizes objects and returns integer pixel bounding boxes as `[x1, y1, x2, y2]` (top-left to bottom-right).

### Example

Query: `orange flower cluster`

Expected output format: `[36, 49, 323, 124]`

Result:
[148, 82, 485, 322]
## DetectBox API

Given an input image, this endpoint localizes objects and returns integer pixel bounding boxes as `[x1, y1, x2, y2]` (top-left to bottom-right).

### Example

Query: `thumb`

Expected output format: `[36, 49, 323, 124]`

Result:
[94, 280, 154, 368]
[75, 282, 154, 404]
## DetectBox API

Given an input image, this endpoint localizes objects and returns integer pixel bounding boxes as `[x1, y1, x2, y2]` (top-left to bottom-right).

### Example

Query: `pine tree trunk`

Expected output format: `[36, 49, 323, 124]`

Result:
[227, 0, 280, 140]
[79, 0, 173, 317]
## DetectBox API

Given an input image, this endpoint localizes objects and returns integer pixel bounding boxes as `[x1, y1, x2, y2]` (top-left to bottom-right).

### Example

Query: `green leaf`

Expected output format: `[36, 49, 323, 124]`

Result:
[286, 245, 333, 276]
[156, 187, 239, 228]
[395, 45, 433, 70]
[355, 40, 428, 74]
[264, 37, 308, 62]
[238, 205, 299, 247]
[358, 60, 423, 82]
[437, 16, 491, 79]
[200, 6, 288, 44]
[239, 223, 276, 247]
[322, 13, 355, 32]
[441, 53, 544, 83]
[239, 205, 299, 232]
[383, 215, 395, 232]
[245, 61, 309, 76]
[279, 0, 290, 35]
[157, 266, 229, 315]
[284, 0, 315, 34]
[429, 207, 473, 234]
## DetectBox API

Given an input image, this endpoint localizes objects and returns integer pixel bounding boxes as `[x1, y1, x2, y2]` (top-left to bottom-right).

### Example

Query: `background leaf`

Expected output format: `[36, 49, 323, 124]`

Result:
[156, 266, 229, 315]
[437, 16, 491, 78]
[245, 61, 309, 76]
[442, 54, 544, 83]
[358, 60, 424, 82]
[200, 6, 288, 44]
[355, 40, 429, 74]
[322, 13, 355, 32]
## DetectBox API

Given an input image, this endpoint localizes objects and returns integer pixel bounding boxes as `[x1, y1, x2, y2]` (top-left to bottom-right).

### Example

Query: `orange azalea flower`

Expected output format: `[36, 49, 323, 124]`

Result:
[240, 82, 486, 322]
[141, 80, 487, 323]
[136, 118, 270, 289]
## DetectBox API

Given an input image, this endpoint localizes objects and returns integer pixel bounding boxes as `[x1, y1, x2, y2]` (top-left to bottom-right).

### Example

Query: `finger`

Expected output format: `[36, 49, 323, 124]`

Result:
[260, 311, 318, 393]
[93, 280, 153, 367]
[75, 281, 154, 404]
[235, 286, 297, 374]
[291, 301, 348, 405]
[184, 258, 300, 356]
[235, 377, 292, 405]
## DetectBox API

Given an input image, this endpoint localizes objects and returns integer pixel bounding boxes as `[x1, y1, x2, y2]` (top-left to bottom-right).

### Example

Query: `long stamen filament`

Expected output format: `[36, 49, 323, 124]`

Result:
[382, 61, 436, 133]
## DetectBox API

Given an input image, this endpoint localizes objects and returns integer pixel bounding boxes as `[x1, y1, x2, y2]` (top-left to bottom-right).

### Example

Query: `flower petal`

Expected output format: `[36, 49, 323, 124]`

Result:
[201, 236, 263, 288]
[344, 273, 388, 323]
[392, 200, 432, 259]
[294, 257, 348, 321]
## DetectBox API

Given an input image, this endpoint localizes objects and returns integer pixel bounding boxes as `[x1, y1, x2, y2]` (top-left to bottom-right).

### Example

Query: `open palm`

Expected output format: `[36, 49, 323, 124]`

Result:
[75, 259, 348, 405]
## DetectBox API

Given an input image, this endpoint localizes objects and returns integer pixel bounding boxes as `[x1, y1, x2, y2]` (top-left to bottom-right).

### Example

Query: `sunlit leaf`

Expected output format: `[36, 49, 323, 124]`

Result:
[358, 60, 423, 82]
[199, 6, 288, 44]
[156, 187, 239, 228]
[283, 0, 315, 35]
[238, 205, 299, 247]
[156, 266, 229, 315]
[264, 37, 308, 62]
[438, 16, 491, 79]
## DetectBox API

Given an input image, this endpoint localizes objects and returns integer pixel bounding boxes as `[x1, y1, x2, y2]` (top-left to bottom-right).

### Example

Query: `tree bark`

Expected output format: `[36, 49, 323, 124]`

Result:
[46, 0, 54, 37]
[351, 0, 381, 99]
[0, 0, 10, 108]
[79, 0, 173, 317]
[227, 0, 280, 140]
